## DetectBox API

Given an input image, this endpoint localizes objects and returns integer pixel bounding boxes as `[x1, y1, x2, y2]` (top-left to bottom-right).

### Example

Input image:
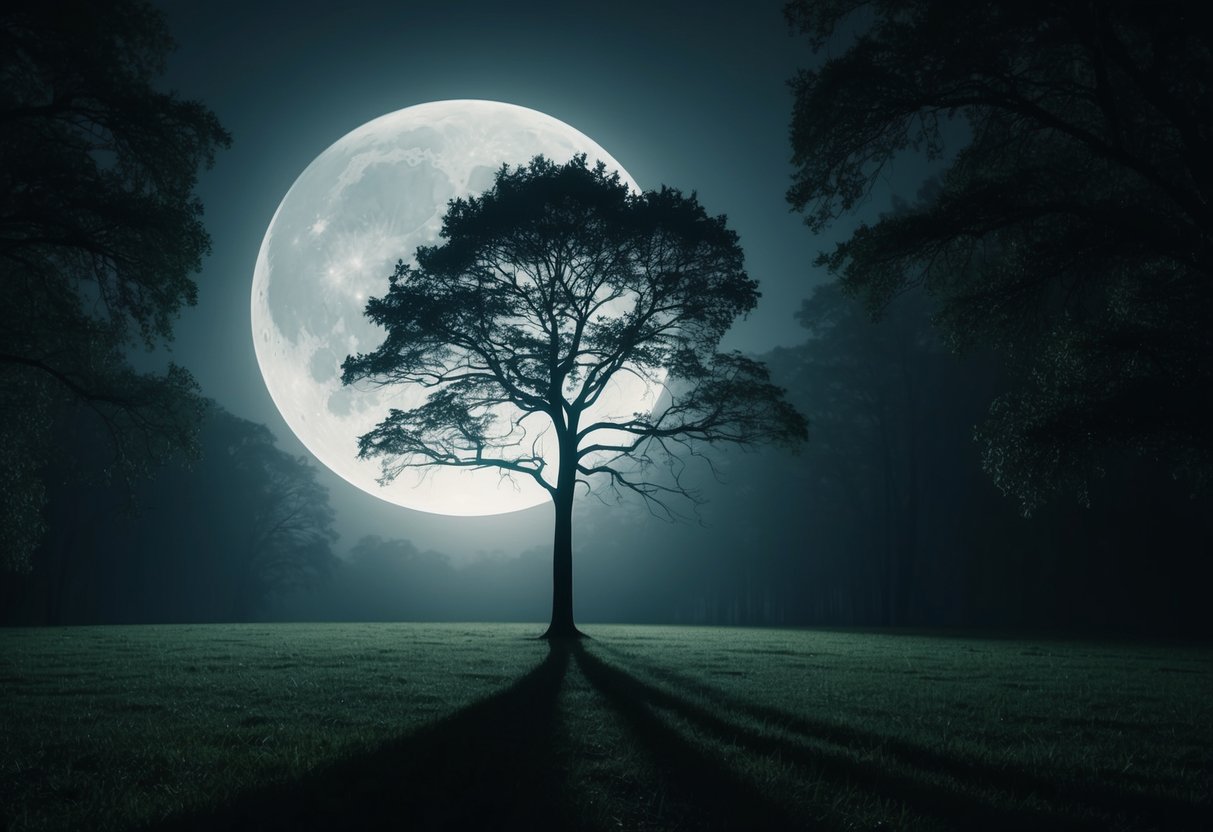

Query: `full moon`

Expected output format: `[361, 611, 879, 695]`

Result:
[251, 100, 650, 515]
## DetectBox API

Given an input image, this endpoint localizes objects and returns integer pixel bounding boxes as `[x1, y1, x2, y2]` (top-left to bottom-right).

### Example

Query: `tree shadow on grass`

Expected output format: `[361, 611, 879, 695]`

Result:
[137, 637, 1208, 832]
[570, 641, 802, 831]
[592, 643, 1211, 830]
[577, 644, 1104, 831]
[144, 638, 829, 832]
[146, 641, 575, 832]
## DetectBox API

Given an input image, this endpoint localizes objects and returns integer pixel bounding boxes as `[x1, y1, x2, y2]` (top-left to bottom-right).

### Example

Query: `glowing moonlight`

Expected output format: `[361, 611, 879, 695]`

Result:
[252, 100, 650, 515]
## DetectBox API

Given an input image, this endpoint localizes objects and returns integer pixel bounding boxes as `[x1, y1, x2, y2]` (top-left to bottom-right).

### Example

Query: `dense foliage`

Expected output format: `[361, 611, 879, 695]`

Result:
[785, 0, 1213, 511]
[0, 0, 230, 568]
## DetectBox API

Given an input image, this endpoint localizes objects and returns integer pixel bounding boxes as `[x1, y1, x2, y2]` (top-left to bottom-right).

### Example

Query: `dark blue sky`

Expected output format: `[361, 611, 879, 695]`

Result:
[149, 1, 892, 554]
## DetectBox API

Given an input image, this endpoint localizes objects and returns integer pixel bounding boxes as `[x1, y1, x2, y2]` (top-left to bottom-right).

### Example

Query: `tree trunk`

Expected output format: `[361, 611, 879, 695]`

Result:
[542, 485, 581, 639]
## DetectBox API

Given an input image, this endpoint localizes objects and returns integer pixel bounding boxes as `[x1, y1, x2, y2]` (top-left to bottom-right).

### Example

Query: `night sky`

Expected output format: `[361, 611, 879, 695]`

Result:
[6, 5, 1213, 826]
[150, 0, 852, 554]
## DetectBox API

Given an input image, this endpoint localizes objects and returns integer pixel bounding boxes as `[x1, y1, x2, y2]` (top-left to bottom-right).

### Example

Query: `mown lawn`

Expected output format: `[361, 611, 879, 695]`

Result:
[1, 623, 1209, 830]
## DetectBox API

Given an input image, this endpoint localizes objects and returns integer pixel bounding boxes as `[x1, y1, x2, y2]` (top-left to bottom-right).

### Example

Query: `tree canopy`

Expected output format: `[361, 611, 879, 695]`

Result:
[223, 414, 338, 620]
[785, 0, 1213, 511]
[0, 0, 231, 568]
[344, 155, 806, 635]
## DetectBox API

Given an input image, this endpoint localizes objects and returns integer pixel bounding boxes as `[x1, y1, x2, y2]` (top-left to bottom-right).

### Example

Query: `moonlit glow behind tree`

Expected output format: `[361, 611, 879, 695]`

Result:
[251, 100, 648, 515]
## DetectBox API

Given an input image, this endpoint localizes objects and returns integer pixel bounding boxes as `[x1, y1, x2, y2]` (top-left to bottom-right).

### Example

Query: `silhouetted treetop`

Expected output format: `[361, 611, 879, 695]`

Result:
[786, 0, 1210, 233]
[785, 0, 1213, 511]
[346, 155, 805, 503]
[2, 0, 230, 344]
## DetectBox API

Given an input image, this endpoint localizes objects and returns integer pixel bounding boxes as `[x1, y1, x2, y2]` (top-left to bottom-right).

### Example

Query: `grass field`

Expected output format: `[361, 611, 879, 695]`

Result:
[1, 623, 1210, 831]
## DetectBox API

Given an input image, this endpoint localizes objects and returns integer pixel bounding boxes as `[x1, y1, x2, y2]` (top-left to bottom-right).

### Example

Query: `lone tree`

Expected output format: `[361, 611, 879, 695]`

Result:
[1, 0, 230, 569]
[785, 0, 1213, 511]
[343, 155, 806, 638]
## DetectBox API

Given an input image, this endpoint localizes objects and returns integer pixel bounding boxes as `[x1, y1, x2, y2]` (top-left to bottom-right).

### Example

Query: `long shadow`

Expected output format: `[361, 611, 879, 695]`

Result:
[133, 638, 1208, 831]
[594, 643, 1211, 829]
[571, 642, 803, 831]
[577, 645, 1097, 831]
[146, 642, 575, 832]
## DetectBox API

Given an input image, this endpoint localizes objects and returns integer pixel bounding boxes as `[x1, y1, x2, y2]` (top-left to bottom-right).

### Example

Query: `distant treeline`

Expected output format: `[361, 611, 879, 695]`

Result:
[3, 288, 1210, 636]
[0, 403, 335, 626]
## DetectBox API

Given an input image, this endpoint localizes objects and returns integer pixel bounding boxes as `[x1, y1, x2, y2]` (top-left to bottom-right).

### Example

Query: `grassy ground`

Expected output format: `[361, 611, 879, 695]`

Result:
[1, 624, 1209, 831]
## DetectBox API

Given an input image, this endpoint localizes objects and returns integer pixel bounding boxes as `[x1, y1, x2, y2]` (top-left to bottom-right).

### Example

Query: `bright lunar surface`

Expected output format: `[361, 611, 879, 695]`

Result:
[252, 100, 652, 515]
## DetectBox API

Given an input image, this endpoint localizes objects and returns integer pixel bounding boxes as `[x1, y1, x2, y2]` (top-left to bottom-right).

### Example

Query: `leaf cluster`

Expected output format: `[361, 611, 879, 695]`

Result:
[786, 0, 1213, 510]
[0, 0, 230, 569]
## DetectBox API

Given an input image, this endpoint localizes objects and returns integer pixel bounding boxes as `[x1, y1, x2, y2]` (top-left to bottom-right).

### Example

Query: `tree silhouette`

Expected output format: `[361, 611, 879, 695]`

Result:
[0, 0, 230, 569]
[343, 155, 806, 637]
[785, 0, 1213, 511]
[222, 415, 338, 620]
